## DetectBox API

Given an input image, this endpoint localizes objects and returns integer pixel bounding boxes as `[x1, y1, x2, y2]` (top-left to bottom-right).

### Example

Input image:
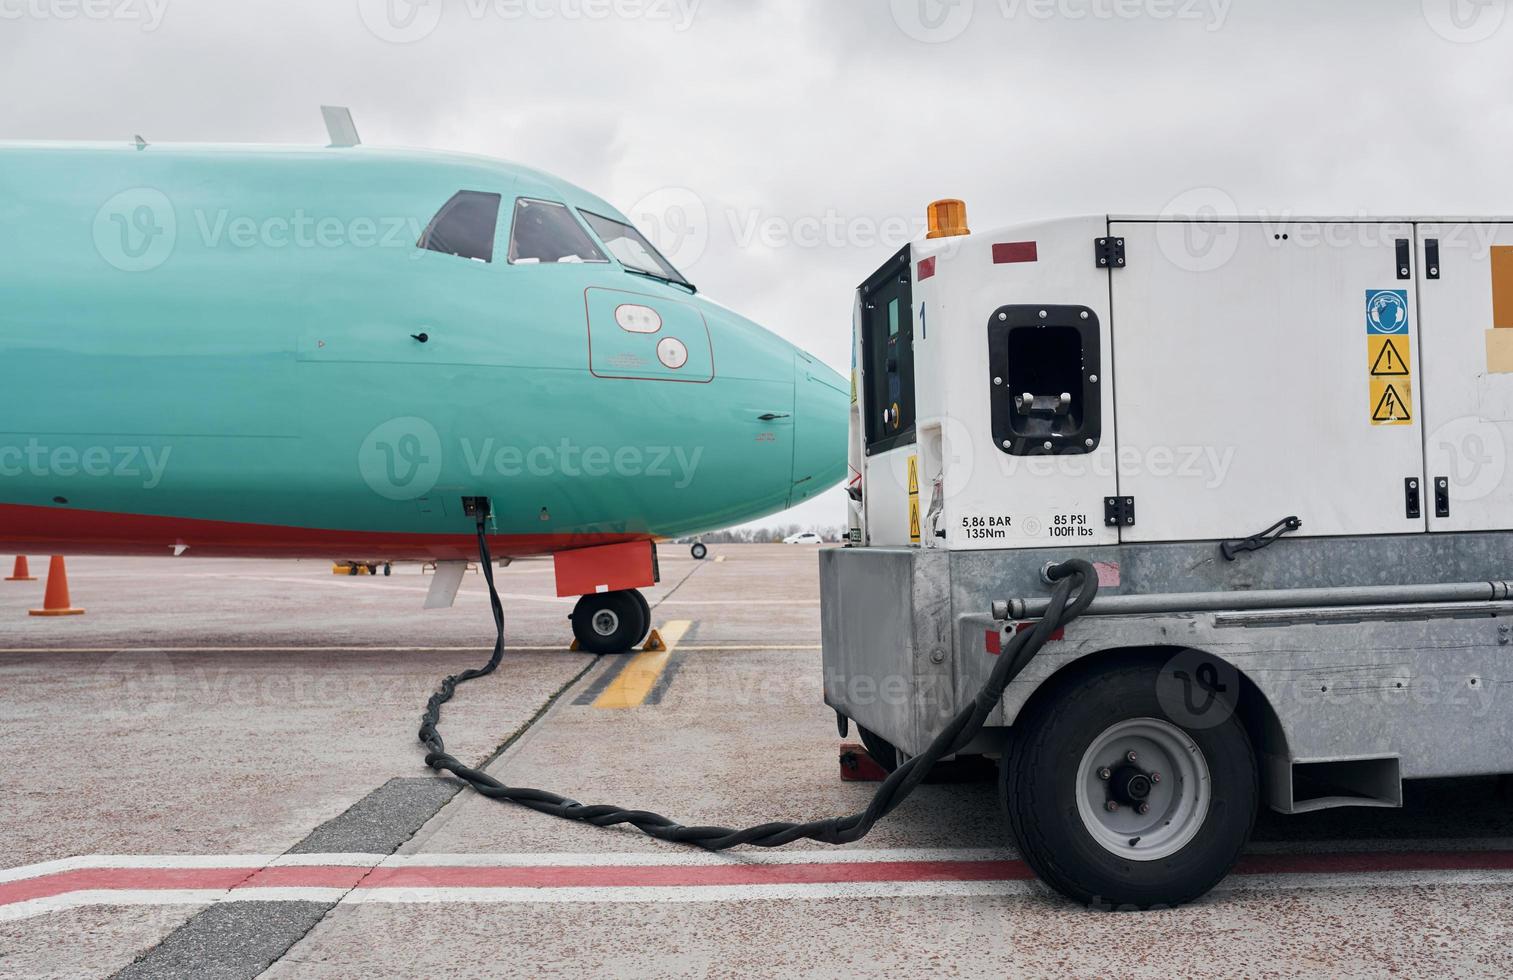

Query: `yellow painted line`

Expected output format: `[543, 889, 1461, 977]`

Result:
[714, 555, 727, 563]
[593, 620, 692, 709]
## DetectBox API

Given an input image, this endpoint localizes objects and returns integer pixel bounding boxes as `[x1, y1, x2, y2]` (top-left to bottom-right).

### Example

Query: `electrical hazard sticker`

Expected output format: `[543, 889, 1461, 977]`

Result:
[907, 455, 921, 544]
[1366, 291, 1414, 425]
[1371, 380, 1413, 425]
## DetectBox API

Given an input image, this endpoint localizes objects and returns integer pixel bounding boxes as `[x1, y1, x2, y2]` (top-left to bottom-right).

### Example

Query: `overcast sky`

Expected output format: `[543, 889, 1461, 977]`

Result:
[5, 0, 1511, 530]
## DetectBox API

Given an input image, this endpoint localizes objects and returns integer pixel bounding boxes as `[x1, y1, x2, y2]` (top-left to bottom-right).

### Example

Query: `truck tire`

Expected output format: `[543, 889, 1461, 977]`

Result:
[1003, 660, 1257, 910]
[571, 591, 647, 655]
[690, 542, 708, 560]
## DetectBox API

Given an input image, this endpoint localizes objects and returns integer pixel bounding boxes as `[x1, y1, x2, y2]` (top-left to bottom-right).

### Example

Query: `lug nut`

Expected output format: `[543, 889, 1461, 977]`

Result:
[1105, 801, 1119, 813]
[1125, 750, 1138, 763]
[1150, 772, 1161, 784]
[1098, 767, 1112, 781]
[1137, 803, 1151, 815]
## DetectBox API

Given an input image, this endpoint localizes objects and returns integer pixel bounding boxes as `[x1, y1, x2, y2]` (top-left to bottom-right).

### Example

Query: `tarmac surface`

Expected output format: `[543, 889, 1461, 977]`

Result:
[2, 544, 1513, 978]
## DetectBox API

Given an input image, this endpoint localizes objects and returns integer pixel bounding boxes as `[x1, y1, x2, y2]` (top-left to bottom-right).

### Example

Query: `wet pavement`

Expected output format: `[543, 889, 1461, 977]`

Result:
[3, 545, 1512, 978]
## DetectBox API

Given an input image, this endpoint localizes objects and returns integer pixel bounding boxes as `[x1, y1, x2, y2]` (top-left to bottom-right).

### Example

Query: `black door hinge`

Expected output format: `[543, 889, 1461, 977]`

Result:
[1426, 239, 1441, 280]
[1095, 237, 1126, 270]
[1435, 477, 1451, 518]
[1406, 477, 1422, 519]
[1104, 496, 1135, 527]
[1396, 239, 1412, 280]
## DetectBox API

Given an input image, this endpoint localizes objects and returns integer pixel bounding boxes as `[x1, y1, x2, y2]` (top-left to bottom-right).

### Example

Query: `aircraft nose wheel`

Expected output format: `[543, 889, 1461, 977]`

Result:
[571, 590, 650, 655]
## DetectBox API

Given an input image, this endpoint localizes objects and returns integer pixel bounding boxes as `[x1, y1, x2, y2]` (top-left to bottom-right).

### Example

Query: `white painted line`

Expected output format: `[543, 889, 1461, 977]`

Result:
[222, 887, 352, 903]
[0, 890, 223, 923]
[0, 855, 278, 884]
[379, 848, 1015, 869]
[8, 850, 1513, 921]
[340, 881, 1040, 906]
[266, 853, 387, 868]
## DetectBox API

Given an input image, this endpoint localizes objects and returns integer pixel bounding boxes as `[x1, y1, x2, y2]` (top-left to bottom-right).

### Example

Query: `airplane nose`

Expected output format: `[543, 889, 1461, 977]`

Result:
[791, 352, 850, 507]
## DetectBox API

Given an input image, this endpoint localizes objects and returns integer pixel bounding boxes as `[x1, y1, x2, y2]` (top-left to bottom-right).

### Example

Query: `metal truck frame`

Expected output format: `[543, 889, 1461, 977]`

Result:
[822, 206, 1513, 908]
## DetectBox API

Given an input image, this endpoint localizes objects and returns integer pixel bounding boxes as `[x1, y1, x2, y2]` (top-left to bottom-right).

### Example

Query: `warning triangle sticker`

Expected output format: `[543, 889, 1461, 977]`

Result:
[1371, 338, 1410, 376]
[1373, 384, 1412, 423]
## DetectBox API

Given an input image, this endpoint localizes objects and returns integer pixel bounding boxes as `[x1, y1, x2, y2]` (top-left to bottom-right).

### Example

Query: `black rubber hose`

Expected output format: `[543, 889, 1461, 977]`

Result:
[417, 516, 1099, 849]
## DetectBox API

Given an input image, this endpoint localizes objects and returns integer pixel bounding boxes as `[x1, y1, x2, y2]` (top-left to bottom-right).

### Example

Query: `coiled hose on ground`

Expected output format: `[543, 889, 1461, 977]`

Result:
[417, 515, 1099, 849]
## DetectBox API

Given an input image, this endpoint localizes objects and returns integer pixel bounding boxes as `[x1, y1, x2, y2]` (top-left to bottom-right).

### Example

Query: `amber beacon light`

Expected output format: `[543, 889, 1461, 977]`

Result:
[926, 199, 970, 239]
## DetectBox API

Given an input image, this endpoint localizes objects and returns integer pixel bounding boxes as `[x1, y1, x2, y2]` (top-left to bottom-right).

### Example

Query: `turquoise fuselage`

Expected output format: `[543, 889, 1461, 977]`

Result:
[0, 142, 847, 559]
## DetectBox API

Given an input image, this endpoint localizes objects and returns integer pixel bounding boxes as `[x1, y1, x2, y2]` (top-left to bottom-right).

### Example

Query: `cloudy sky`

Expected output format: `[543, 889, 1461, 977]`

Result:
[5, 0, 1511, 529]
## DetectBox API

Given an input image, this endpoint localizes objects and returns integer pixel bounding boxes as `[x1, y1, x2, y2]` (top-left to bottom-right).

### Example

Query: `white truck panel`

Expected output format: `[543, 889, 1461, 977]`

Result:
[1110, 220, 1425, 542]
[862, 443, 917, 546]
[1417, 223, 1513, 532]
[928, 216, 1119, 550]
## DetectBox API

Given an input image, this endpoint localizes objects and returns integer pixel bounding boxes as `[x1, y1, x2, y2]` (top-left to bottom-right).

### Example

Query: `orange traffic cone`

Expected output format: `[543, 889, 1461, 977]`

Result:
[6, 556, 37, 582]
[29, 556, 84, 617]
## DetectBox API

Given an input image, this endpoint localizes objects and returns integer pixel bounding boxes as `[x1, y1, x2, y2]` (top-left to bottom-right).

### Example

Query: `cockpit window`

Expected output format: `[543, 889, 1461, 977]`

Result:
[579, 210, 693, 289]
[417, 190, 502, 263]
[508, 198, 608, 265]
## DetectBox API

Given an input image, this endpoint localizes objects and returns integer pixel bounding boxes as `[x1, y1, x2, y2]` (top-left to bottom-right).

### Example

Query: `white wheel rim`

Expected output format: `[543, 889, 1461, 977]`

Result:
[1074, 717, 1211, 861]
[591, 609, 621, 637]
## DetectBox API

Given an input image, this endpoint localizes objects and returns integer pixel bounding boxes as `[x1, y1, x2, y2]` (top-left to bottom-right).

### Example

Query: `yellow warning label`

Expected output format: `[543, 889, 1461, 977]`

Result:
[1368, 335, 1411, 377]
[907, 454, 920, 543]
[1366, 325, 1413, 424]
[1370, 379, 1413, 425]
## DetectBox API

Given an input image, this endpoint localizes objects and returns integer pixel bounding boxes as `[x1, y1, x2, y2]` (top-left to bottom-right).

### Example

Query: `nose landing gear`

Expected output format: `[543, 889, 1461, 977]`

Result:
[570, 589, 651, 654]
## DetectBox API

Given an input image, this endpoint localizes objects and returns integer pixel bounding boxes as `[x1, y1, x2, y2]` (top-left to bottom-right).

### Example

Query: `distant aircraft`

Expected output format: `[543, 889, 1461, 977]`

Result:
[0, 110, 848, 652]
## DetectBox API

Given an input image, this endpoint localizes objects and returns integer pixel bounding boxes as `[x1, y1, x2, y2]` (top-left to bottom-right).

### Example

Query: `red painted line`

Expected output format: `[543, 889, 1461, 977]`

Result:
[8, 851, 1513, 909]
[360, 860, 1035, 889]
[0, 868, 250, 906]
[233, 865, 372, 890]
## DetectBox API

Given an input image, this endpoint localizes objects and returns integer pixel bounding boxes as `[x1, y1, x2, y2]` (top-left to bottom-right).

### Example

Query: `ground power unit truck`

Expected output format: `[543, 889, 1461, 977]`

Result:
[822, 203, 1513, 908]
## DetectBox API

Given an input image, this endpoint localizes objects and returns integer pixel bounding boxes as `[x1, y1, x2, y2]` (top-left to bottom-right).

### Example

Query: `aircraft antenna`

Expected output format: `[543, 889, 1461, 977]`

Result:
[321, 105, 361, 147]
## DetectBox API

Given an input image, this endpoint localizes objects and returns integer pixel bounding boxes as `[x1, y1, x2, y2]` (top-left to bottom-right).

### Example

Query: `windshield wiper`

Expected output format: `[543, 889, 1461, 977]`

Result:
[624, 267, 696, 294]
